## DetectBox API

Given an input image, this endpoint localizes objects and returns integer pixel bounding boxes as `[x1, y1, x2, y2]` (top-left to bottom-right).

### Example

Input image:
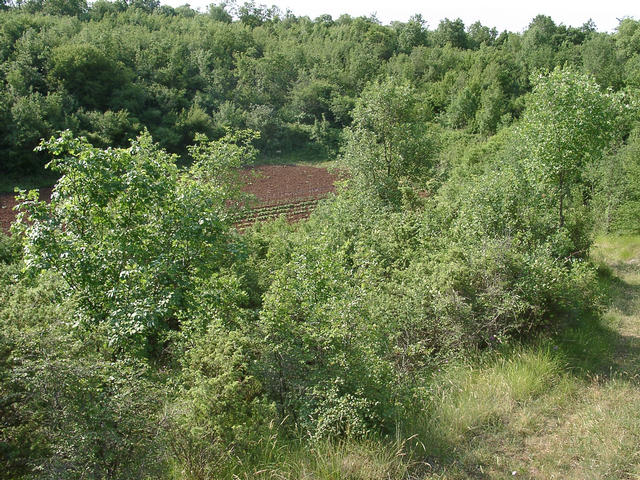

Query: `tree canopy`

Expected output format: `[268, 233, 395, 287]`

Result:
[1, 3, 639, 173]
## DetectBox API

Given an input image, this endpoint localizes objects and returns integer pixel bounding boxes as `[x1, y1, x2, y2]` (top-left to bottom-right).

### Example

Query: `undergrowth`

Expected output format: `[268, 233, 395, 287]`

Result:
[212, 235, 640, 479]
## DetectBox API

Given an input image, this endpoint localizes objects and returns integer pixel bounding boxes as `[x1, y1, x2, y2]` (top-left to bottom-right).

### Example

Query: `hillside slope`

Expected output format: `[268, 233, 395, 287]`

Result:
[256, 237, 640, 479]
[417, 236, 640, 479]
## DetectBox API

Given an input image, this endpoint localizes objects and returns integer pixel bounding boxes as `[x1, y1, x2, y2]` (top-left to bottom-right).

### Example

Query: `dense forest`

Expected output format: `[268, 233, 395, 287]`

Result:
[2, 1, 640, 478]
[1, 0, 640, 172]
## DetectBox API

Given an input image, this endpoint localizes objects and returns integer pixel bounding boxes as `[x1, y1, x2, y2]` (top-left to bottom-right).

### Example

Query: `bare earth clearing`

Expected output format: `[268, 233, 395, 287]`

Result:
[238, 164, 339, 228]
[0, 165, 339, 233]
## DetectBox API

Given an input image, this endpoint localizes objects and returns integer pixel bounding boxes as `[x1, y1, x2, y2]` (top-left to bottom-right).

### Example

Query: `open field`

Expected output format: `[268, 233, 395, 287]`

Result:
[238, 164, 339, 227]
[0, 165, 339, 233]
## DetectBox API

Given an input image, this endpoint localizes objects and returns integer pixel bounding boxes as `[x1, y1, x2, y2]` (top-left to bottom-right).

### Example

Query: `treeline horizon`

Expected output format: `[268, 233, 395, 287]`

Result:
[1, 0, 639, 174]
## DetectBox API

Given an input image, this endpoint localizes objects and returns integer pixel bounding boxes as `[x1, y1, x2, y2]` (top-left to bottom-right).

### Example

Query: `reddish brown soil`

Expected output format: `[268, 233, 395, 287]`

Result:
[0, 188, 52, 234]
[0, 165, 339, 233]
[242, 165, 338, 203]
[237, 165, 340, 228]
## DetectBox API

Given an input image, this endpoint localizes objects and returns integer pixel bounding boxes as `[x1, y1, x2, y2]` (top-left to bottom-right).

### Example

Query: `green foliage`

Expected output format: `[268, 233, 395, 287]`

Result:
[475, 84, 507, 135]
[394, 14, 428, 53]
[248, 171, 599, 443]
[13, 129, 256, 355]
[446, 81, 480, 128]
[595, 123, 640, 233]
[2, 5, 640, 477]
[434, 18, 469, 49]
[257, 229, 398, 438]
[582, 33, 624, 88]
[342, 77, 437, 202]
[168, 325, 276, 478]
[48, 42, 126, 110]
[0, 230, 20, 263]
[0, 267, 166, 479]
[521, 15, 560, 71]
[245, 69, 627, 443]
[208, 3, 232, 23]
[75, 108, 140, 147]
[0, 5, 636, 173]
[517, 67, 627, 233]
[23, 0, 87, 16]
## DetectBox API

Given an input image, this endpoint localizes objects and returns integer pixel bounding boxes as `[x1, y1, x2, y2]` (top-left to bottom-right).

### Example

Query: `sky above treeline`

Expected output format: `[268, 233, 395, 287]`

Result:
[161, 0, 637, 33]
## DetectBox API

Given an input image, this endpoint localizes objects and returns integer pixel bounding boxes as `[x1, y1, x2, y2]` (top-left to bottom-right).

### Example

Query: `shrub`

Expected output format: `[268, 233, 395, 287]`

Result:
[0, 230, 20, 264]
[594, 124, 640, 234]
[13, 129, 256, 356]
[0, 268, 166, 479]
[168, 325, 277, 479]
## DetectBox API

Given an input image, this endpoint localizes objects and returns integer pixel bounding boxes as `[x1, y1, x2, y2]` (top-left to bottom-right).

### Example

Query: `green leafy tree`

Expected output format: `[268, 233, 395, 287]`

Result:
[0, 262, 167, 479]
[169, 325, 276, 476]
[13, 129, 257, 355]
[208, 2, 232, 22]
[582, 33, 624, 88]
[475, 83, 507, 135]
[595, 122, 640, 233]
[394, 14, 428, 53]
[521, 15, 559, 71]
[342, 77, 436, 201]
[467, 21, 497, 49]
[434, 18, 469, 49]
[518, 67, 626, 229]
[48, 43, 127, 110]
[42, 0, 87, 16]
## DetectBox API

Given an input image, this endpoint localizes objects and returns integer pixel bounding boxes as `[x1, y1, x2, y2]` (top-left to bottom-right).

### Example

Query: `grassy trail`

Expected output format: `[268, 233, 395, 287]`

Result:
[513, 236, 640, 479]
[417, 236, 640, 479]
[600, 239, 640, 381]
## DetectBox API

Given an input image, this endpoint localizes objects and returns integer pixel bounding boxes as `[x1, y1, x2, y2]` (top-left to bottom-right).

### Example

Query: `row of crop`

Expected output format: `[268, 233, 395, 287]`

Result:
[235, 197, 324, 228]
[236, 206, 315, 228]
[247, 199, 319, 216]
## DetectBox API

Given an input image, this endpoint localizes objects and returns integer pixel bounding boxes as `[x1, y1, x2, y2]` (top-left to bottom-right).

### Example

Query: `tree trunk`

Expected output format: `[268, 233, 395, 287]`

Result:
[558, 174, 565, 229]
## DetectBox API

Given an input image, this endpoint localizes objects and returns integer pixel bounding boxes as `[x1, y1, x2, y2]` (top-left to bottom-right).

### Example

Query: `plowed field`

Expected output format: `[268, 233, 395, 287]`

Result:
[238, 165, 339, 228]
[0, 165, 339, 233]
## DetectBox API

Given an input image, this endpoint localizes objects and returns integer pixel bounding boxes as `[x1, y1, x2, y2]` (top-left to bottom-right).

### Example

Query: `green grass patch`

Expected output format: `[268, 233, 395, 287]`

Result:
[593, 234, 640, 263]
[255, 148, 336, 167]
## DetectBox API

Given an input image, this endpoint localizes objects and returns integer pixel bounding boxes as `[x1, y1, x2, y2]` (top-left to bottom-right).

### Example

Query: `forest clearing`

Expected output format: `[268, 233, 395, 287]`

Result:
[0, 164, 338, 232]
[238, 164, 339, 227]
